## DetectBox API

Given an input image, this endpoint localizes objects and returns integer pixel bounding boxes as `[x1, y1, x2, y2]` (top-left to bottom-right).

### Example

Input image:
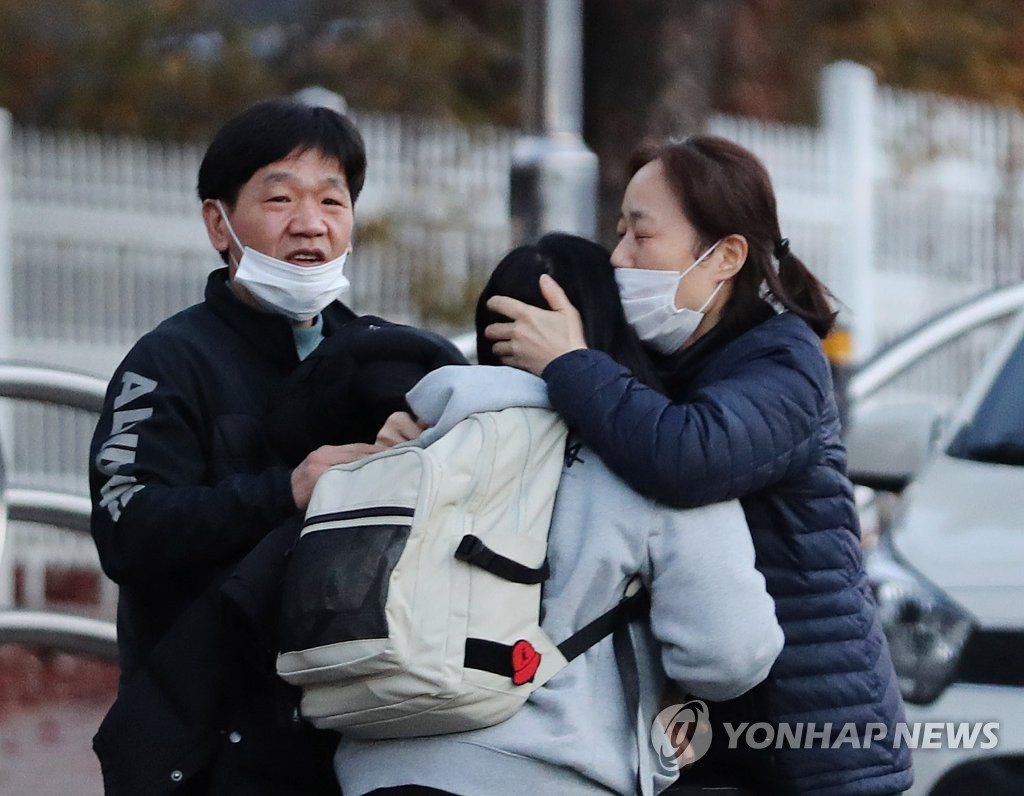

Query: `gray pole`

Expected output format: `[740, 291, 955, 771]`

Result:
[822, 61, 877, 362]
[0, 109, 10, 366]
[510, 0, 599, 244]
[821, 62, 877, 431]
[0, 109, 13, 565]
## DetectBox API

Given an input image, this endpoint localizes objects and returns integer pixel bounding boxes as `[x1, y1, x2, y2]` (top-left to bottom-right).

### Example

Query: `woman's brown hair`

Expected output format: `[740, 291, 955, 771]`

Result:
[627, 135, 837, 338]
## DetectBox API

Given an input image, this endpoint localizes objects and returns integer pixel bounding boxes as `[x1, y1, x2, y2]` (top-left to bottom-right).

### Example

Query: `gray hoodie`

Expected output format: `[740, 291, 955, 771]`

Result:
[334, 366, 783, 795]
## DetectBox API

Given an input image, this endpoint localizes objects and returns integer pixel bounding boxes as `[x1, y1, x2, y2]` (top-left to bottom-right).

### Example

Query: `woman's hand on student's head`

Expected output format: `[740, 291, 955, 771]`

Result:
[484, 274, 587, 376]
[376, 411, 428, 448]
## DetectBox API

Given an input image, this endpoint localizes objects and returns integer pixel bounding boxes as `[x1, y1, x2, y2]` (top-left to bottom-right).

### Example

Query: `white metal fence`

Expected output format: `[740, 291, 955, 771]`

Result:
[4, 63, 1024, 612]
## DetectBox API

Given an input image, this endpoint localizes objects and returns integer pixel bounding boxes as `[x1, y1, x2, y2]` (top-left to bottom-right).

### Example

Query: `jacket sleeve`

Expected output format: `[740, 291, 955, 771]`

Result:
[89, 334, 297, 586]
[541, 337, 830, 508]
[645, 499, 783, 701]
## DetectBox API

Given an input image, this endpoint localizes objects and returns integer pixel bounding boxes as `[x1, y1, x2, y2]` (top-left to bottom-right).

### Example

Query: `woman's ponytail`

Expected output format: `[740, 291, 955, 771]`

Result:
[769, 246, 838, 339]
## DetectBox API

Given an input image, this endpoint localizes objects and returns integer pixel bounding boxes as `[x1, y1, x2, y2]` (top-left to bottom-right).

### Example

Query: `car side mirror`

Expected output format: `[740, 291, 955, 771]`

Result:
[846, 402, 944, 493]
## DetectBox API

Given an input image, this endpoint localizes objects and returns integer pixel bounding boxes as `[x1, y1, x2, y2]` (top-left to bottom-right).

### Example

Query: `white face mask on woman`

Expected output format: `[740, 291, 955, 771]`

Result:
[216, 200, 350, 322]
[614, 240, 723, 355]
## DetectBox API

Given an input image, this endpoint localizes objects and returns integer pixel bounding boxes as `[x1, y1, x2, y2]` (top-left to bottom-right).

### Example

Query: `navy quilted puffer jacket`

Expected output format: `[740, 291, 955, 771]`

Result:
[541, 310, 913, 795]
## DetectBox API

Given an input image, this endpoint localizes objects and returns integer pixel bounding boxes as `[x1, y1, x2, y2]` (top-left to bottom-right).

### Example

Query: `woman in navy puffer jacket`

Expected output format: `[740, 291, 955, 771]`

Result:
[485, 135, 913, 795]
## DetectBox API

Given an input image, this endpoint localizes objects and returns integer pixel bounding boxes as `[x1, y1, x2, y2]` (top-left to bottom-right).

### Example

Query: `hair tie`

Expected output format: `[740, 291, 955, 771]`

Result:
[773, 237, 790, 260]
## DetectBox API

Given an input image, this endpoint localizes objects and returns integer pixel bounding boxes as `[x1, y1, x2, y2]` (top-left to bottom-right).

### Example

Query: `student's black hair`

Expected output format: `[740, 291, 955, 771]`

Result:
[475, 232, 662, 388]
[628, 135, 838, 339]
[196, 98, 367, 207]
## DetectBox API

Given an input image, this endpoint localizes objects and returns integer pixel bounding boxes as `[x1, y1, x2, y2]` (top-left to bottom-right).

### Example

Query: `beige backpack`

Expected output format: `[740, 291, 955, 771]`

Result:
[276, 402, 646, 740]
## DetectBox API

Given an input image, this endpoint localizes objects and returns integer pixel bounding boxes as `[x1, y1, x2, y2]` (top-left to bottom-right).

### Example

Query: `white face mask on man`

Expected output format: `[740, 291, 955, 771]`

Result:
[614, 240, 724, 355]
[216, 200, 351, 322]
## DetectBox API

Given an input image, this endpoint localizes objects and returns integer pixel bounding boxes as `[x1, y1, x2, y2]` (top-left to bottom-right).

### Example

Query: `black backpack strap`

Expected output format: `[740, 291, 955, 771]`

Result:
[557, 577, 649, 662]
[463, 577, 649, 682]
[455, 534, 550, 584]
[613, 620, 647, 795]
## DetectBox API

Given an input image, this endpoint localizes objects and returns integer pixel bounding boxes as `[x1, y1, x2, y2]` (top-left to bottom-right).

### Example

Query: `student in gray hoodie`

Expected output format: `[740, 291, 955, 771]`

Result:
[332, 234, 783, 796]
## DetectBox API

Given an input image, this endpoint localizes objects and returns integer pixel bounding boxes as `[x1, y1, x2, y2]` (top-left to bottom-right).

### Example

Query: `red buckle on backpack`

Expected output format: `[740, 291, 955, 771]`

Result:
[511, 639, 542, 685]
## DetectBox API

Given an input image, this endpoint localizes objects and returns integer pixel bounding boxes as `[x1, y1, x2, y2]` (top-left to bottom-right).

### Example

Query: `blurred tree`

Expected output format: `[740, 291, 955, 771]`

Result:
[582, 0, 1024, 237]
[821, 0, 1024, 108]
[716, 0, 835, 123]
[715, 0, 1024, 122]
[583, 0, 740, 243]
[285, 0, 522, 127]
[0, 0, 284, 138]
[4, 1, 1024, 162]
[0, 0, 522, 138]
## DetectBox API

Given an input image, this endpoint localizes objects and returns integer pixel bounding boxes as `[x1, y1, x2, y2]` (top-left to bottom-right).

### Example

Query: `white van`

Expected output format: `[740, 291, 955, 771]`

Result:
[848, 308, 1024, 795]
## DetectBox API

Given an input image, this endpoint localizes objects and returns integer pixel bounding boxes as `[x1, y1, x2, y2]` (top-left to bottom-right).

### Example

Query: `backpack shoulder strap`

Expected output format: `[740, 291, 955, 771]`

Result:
[462, 578, 649, 679]
[556, 577, 649, 662]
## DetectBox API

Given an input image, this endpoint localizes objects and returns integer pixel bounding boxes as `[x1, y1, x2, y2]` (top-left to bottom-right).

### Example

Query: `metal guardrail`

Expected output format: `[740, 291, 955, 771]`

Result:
[0, 486, 116, 657]
[6, 487, 92, 534]
[0, 364, 111, 655]
[0, 360, 108, 412]
[0, 609, 118, 659]
[848, 282, 1024, 404]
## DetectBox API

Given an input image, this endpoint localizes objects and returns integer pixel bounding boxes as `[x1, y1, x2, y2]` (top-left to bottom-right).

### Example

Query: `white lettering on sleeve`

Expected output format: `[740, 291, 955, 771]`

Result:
[97, 371, 160, 521]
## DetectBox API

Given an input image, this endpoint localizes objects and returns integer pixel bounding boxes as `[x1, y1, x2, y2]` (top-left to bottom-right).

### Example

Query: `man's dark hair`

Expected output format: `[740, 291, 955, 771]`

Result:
[475, 232, 661, 388]
[197, 98, 367, 206]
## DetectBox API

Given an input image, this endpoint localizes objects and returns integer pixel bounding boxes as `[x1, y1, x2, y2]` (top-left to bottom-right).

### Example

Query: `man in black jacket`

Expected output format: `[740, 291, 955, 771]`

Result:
[89, 98, 464, 794]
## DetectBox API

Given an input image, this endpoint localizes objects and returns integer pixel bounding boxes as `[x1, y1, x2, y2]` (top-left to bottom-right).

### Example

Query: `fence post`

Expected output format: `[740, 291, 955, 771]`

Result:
[821, 62, 877, 426]
[0, 108, 11, 607]
[0, 109, 11, 364]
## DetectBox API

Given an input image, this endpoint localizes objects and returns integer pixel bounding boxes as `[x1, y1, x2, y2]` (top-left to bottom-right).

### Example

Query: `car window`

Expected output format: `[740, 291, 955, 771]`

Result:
[947, 332, 1024, 466]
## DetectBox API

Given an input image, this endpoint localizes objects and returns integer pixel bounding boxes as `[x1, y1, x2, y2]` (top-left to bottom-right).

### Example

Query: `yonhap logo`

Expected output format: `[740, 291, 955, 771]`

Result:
[652, 700, 713, 768]
[651, 704, 1001, 771]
